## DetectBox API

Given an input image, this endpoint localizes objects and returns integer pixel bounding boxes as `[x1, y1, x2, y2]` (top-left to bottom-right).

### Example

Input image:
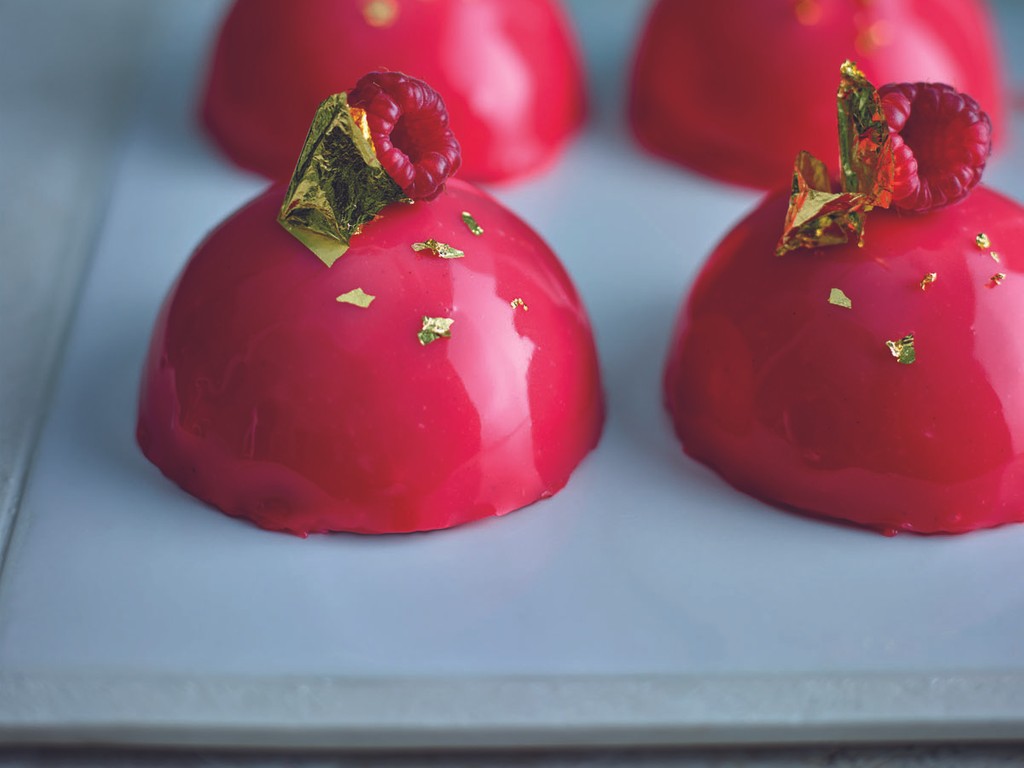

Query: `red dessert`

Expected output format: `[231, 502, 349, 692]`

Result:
[664, 67, 1022, 535]
[140, 75, 602, 535]
[665, 186, 1024, 534]
[630, 0, 1004, 189]
[201, 0, 586, 184]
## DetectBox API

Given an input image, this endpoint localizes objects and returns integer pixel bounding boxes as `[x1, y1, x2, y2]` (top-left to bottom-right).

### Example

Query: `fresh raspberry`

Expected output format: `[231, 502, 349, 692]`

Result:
[878, 82, 991, 213]
[349, 72, 461, 202]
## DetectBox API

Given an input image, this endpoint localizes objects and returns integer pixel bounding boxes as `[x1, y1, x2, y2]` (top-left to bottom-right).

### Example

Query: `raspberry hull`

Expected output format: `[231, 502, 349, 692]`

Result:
[630, 0, 1004, 189]
[665, 186, 1024, 535]
[138, 180, 603, 535]
[201, 0, 586, 184]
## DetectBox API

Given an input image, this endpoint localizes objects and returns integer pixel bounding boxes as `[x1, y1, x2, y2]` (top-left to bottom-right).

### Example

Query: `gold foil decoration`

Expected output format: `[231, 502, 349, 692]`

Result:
[776, 152, 869, 255]
[777, 62, 895, 255]
[336, 288, 376, 308]
[991, 272, 1007, 285]
[976, 233, 991, 249]
[991, 251, 1001, 263]
[828, 288, 852, 308]
[412, 239, 465, 259]
[837, 60, 893, 208]
[461, 211, 484, 236]
[418, 316, 454, 345]
[278, 93, 407, 268]
[886, 333, 916, 365]
[920, 272, 937, 290]
[510, 297, 529, 311]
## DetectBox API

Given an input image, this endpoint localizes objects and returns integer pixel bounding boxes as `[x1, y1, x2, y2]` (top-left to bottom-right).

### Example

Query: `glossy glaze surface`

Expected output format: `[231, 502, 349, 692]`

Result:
[665, 186, 1024, 534]
[200, 0, 586, 184]
[630, 0, 1005, 190]
[138, 179, 603, 534]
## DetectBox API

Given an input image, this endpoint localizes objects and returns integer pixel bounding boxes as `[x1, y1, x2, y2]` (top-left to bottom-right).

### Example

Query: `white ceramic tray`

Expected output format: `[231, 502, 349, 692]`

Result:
[3, 0, 1024, 751]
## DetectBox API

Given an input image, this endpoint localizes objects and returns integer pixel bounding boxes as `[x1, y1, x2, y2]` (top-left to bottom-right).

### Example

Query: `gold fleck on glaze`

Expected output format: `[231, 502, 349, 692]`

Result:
[412, 239, 465, 259]
[886, 333, 916, 365]
[461, 211, 484, 236]
[510, 297, 529, 311]
[920, 272, 937, 290]
[418, 316, 454, 345]
[827, 288, 852, 309]
[336, 288, 376, 308]
[976, 233, 991, 249]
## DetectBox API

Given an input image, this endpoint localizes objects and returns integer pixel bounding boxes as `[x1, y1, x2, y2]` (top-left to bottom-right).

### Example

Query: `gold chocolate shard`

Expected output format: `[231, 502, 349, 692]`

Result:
[461, 211, 484, 236]
[336, 287, 376, 308]
[776, 151, 869, 256]
[828, 288, 852, 308]
[837, 60, 894, 208]
[886, 333, 916, 365]
[412, 239, 465, 259]
[418, 316, 454, 345]
[278, 93, 406, 268]
[777, 63, 896, 255]
[920, 272, 937, 290]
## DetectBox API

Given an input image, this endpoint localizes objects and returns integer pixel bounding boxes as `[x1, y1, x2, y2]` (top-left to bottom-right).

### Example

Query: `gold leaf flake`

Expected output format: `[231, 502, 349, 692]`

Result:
[976, 233, 991, 249]
[885, 333, 916, 365]
[336, 287, 375, 308]
[991, 272, 1007, 285]
[278, 93, 406, 267]
[991, 251, 1001, 263]
[411, 239, 465, 259]
[920, 272, 937, 290]
[417, 316, 453, 345]
[827, 288, 852, 308]
[461, 211, 484, 236]
[510, 297, 529, 311]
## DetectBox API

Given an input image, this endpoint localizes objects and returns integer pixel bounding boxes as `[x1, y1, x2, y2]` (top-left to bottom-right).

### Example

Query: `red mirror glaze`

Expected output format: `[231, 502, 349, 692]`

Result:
[200, 0, 586, 184]
[630, 0, 1005, 189]
[665, 186, 1024, 534]
[138, 180, 603, 535]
